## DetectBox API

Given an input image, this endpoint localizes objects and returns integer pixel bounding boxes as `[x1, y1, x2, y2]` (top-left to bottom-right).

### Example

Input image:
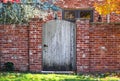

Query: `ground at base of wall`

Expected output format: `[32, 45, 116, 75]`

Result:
[0, 72, 120, 81]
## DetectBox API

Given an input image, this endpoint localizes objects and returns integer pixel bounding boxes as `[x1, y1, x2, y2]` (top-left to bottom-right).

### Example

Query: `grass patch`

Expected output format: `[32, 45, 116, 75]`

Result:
[0, 72, 120, 81]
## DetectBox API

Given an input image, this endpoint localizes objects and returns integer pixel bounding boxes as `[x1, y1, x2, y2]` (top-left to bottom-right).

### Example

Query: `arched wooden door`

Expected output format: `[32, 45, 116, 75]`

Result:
[42, 20, 76, 71]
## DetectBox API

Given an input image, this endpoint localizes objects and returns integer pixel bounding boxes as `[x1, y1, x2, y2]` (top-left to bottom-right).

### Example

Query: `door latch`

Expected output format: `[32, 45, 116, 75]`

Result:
[44, 44, 48, 47]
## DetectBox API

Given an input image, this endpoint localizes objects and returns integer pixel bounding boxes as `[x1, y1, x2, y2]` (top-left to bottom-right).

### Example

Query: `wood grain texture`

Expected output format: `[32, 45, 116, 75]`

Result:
[42, 20, 76, 71]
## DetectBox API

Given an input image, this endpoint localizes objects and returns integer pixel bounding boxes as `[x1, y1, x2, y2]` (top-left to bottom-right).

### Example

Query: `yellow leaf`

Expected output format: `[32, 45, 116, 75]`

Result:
[94, 0, 120, 15]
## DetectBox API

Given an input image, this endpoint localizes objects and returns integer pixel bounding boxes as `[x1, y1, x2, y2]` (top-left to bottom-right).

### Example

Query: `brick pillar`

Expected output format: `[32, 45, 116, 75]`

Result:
[29, 18, 43, 72]
[76, 19, 90, 73]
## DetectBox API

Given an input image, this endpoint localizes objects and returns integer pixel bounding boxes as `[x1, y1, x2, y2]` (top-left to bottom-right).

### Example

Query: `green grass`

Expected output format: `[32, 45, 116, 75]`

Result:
[0, 72, 120, 81]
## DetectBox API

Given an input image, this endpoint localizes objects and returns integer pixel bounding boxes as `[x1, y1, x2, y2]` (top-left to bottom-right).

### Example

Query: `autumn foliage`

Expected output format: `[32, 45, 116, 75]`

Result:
[94, 0, 120, 15]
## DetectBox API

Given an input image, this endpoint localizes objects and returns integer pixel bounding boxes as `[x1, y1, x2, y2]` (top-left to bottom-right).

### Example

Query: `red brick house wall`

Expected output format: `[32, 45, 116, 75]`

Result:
[53, 0, 120, 22]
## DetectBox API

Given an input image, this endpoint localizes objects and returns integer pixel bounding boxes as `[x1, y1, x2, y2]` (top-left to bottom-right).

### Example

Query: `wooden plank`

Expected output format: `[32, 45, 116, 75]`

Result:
[42, 20, 76, 71]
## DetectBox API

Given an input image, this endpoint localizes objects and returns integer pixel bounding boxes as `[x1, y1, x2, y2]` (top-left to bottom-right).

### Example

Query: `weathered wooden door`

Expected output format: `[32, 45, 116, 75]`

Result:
[42, 20, 76, 71]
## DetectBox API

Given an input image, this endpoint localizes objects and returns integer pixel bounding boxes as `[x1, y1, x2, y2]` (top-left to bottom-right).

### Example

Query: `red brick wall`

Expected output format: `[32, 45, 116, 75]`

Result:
[0, 19, 120, 73]
[89, 23, 120, 72]
[0, 19, 43, 72]
[76, 19, 90, 73]
[0, 25, 29, 71]
[76, 19, 120, 73]
[28, 19, 43, 72]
